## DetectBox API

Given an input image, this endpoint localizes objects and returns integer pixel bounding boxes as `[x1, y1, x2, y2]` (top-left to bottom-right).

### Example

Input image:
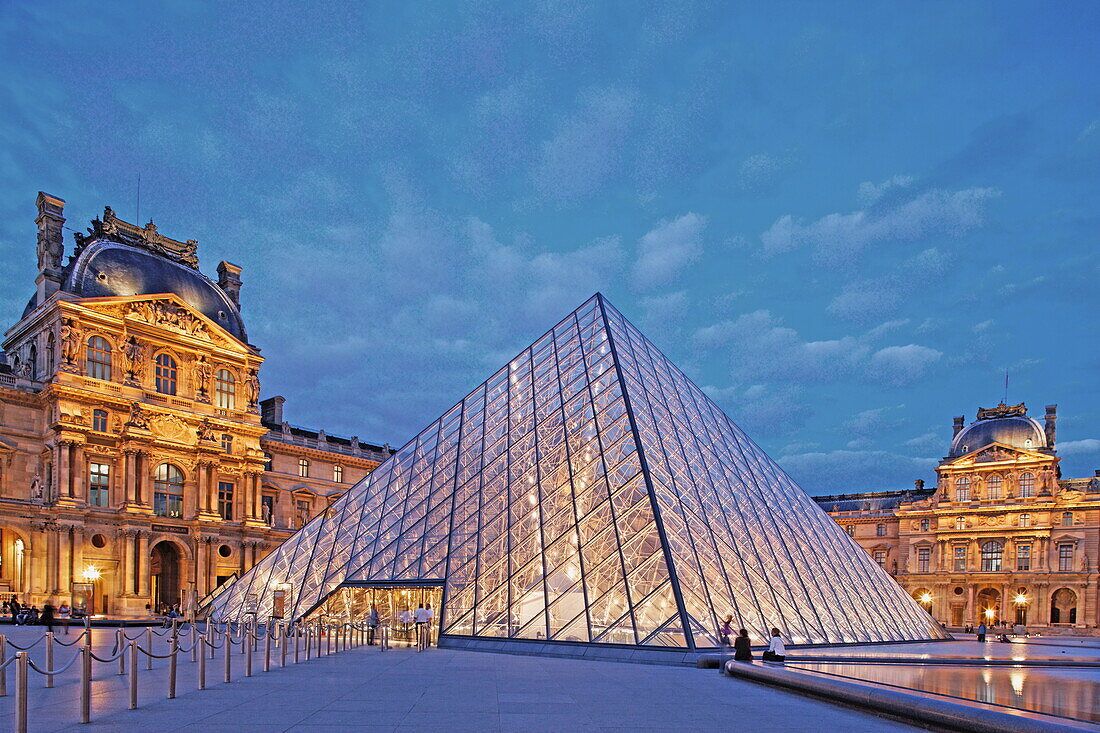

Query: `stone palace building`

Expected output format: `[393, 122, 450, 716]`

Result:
[0, 193, 392, 617]
[816, 403, 1100, 633]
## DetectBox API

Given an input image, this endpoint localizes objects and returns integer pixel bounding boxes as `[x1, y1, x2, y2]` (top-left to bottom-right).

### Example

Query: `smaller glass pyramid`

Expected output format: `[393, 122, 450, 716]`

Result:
[210, 294, 948, 648]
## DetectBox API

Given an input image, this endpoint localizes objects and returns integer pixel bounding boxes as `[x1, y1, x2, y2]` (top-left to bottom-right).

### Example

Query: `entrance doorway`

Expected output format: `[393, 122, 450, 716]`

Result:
[150, 542, 181, 613]
[308, 585, 443, 646]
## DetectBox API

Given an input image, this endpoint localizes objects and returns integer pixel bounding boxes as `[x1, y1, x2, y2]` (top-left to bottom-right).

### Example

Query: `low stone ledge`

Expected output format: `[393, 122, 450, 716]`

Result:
[722, 660, 1089, 733]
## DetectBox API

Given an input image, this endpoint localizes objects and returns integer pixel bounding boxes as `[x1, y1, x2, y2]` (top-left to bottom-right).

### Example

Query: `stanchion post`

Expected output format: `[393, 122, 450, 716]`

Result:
[168, 633, 178, 699]
[198, 636, 206, 690]
[45, 631, 54, 687]
[0, 633, 7, 697]
[306, 626, 312, 661]
[245, 628, 253, 677]
[280, 623, 287, 668]
[80, 645, 91, 724]
[223, 630, 232, 683]
[117, 629, 126, 676]
[128, 641, 138, 710]
[191, 624, 198, 663]
[145, 627, 153, 670]
[294, 624, 300, 664]
[15, 652, 27, 733]
[263, 622, 271, 672]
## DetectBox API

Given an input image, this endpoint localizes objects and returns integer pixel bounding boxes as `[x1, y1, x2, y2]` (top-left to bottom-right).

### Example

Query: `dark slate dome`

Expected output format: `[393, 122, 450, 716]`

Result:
[60, 239, 247, 342]
[948, 414, 1047, 458]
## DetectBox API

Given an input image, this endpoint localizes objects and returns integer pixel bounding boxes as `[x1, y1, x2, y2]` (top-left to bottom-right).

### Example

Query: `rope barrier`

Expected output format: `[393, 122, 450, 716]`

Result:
[25, 648, 83, 677]
[135, 645, 175, 660]
[89, 646, 128, 664]
[4, 636, 46, 651]
[0, 655, 18, 671]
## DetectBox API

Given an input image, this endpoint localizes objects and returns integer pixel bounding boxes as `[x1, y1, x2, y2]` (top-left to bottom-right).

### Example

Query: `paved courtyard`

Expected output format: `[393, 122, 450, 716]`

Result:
[0, 626, 918, 732]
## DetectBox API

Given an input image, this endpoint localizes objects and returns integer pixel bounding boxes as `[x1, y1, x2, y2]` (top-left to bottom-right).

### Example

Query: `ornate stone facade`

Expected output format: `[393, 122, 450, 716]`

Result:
[0, 193, 392, 617]
[817, 403, 1100, 634]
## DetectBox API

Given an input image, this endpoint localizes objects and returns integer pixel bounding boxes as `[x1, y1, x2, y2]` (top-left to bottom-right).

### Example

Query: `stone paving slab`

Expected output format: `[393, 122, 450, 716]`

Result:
[0, 627, 921, 732]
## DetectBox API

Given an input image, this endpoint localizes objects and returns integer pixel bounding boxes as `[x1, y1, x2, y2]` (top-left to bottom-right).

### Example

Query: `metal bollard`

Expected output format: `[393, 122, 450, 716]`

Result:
[191, 625, 198, 663]
[80, 645, 91, 724]
[46, 631, 55, 687]
[128, 641, 138, 710]
[306, 626, 312, 661]
[245, 629, 253, 677]
[264, 624, 271, 672]
[326, 625, 331, 656]
[280, 623, 287, 668]
[295, 625, 301, 664]
[198, 636, 207, 690]
[117, 629, 126, 676]
[224, 630, 232, 683]
[168, 633, 178, 699]
[146, 627, 154, 670]
[15, 652, 28, 733]
[0, 633, 7, 697]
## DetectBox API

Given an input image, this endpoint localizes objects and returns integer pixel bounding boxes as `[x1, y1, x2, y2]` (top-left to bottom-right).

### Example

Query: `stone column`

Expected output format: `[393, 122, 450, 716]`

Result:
[196, 462, 208, 514]
[966, 585, 974, 625]
[57, 527, 71, 597]
[137, 532, 151, 598]
[193, 537, 204, 593]
[138, 451, 152, 507]
[30, 528, 47, 596]
[47, 527, 60, 594]
[183, 472, 199, 520]
[117, 530, 132, 597]
[57, 442, 71, 500]
[71, 443, 86, 503]
[122, 450, 135, 506]
[207, 540, 216, 593]
[71, 530, 84, 594]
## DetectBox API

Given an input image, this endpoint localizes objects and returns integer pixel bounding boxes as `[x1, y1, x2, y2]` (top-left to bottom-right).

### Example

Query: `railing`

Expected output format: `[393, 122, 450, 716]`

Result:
[0, 617, 400, 731]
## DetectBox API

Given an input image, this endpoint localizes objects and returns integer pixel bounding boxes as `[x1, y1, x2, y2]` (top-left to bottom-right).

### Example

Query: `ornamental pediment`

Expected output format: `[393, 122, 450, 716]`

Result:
[941, 441, 1050, 468]
[67, 294, 249, 353]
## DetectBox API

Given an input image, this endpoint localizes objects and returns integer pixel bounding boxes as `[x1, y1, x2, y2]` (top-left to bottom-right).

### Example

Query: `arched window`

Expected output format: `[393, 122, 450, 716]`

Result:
[981, 541, 1003, 572]
[153, 463, 184, 518]
[215, 369, 236, 409]
[987, 474, 1002, 501]
[1062, 511, 1074, 527]
[1019, 513, 1031, 528]
[86, 336, 112, 380]
[1019, 472, 1035, 498]
[155, 353, 178, 395]
[955, 476, 971, 502]
[28, 344, 37, 380]
[955, 516, 966, 530]
[876, 523, 886, 537]
[46, 333, 55, 374]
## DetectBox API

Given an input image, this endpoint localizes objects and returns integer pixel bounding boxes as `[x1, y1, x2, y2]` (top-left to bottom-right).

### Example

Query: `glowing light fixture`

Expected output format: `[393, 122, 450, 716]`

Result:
[919, 593, 933, 605]
[1014, 593, 1028, 605]
[81, 566, 101, 582]
[984, 608, 995, 619]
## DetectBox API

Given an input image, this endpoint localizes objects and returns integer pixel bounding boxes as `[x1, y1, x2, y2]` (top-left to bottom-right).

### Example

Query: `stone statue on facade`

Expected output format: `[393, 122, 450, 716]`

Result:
[196, 418, 217, 442]
[193, 356, 213, 399]
[59, 318, 82, 366]
[30, 472, 42, 502]
[125, 402, 150, 429]
[261, 502, 271, 526]
[121, 336, 144, 383]
[245, 369, 260, 410]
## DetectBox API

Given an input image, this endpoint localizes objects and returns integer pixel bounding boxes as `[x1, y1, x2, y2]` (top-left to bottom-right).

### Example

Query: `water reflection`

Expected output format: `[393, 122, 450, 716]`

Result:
[792, 663, 1100, 723]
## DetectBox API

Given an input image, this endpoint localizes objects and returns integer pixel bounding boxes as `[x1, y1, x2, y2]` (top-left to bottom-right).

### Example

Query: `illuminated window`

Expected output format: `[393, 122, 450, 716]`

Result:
[86, 336, 112, 380]
[218, 482, 234, 520]
[845, 525, 855, 537]
[89, 462, 110, 507]
[955, 516, 966, 530]
[1059, 543, 1074, 572]
[987, 474, 1002, 500]
[876, 523, 886, 537]
[953, 545, 967, 571]
[1019, 513, 1031, 528]
[1017, 544, 1031, 571]
[333, 464, 344, 483]
[917, 547, 930, 572]
[1062, 511, 1074, 526]
[920, 518, 930, 532]
[155, 353, 177, 395]
[873, 550, 887, 568]
[221, 434, 233, 454]
[215, 369, 236, 409]
[298, 458, 310, 478]
[153, 463, 184, 518]
[92, 409, 108, 432]
[981, 541, 1003, 572]
[955, 476, 970, 502]
[1019, 472, 1035, 498]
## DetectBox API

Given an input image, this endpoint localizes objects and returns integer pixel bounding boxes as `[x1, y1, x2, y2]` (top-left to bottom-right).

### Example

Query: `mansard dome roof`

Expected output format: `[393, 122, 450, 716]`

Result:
[949, 413, 1047, 458]
[63, 239, 247, 341]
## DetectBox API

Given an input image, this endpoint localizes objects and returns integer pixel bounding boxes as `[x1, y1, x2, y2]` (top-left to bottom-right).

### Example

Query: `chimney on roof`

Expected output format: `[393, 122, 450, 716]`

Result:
[914, 479, 925, 491]
[260, 395, 285, 425]
[217, 261, 243, 308]
[952, 416, 965, 437]
[35, 192, 66, 303]
[1045, 404, 1057, 447]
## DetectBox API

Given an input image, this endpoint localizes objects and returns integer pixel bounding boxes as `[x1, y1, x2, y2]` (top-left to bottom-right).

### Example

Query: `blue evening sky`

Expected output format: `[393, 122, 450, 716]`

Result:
[2, 2, 1098, 493]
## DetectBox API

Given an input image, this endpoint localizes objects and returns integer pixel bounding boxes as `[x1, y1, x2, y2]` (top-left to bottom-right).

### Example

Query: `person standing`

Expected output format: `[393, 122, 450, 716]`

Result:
[424, 604, 435, 647]
[719, 615, 734, 650]
[762, 628, 786, 662]
[367, 605, 379, 645]
[58, 602, 71, 635]
[976, 622, 987, 642]
[41, 601, 56, 634]
[413, 603, 429, 648]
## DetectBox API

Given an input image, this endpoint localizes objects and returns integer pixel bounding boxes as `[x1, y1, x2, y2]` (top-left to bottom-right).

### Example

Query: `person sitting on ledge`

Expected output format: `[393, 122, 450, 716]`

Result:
[733, 629, 753, 661]
[762, 627, 786, 662]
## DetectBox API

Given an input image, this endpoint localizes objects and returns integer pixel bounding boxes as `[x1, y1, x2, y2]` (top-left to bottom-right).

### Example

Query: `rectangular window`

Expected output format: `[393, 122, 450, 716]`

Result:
[1017, 545, 1031, 571]
[1059, 543, 1074, 572]
[917, 547, 930, 573]
[873, 550, 887, 568]
[295, 499, 311, 527]
[298, 459, 310, 478]
[333, 464, 344, 483]
[953, 545, 967, 572]
[920, 519, 930, 532]
[92, 409, 108, 432]
[218, 482, 234, 521]
[221, 434, 233, 454]
[987, 476, 1002, 500]
[262, 495, 275, 525]
[89, 463, 110, 507]
[1019, 513, 1031, 528]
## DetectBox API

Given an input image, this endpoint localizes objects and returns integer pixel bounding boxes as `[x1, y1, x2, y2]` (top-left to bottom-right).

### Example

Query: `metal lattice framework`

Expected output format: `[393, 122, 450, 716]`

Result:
[210, 294, 948, 648]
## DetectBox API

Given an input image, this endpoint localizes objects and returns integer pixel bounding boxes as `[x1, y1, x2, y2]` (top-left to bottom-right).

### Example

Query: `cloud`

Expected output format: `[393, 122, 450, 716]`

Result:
[827, 248, 947, 322]
[531, 86, 636, 205]
[737, 151, 799, 192]
[759, 182, 1000, 264]
[1057, 439, 1100, 456]
[905, 431, 942, 451]
[867, 344, 942, 386]
[857, 175, 914, 205]
[631, 213, 707, 291]
[778, 449, 937, 494]
[701, 383, 809, 437]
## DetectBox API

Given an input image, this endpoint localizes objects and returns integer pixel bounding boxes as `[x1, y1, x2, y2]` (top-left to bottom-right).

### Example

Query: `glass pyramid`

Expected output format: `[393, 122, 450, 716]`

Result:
[210, 294, 948, 648]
